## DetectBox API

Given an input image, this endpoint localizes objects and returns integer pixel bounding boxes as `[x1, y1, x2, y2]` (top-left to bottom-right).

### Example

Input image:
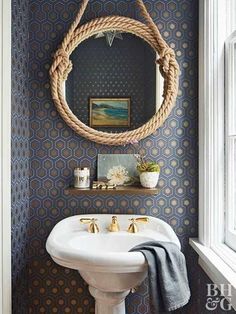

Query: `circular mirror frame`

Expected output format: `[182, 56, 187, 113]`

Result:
[50, 4, 179, 146]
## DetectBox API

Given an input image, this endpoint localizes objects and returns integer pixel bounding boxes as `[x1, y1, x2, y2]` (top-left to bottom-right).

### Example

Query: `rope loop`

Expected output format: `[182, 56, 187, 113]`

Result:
[49, 0, 180, 145]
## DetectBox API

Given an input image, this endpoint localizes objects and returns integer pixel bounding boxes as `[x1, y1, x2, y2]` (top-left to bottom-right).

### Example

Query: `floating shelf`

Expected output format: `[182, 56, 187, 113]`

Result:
[65, 186, 160, 196]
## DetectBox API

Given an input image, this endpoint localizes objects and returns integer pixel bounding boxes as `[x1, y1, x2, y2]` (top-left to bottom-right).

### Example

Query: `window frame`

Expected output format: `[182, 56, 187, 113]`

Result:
[225, 30, 236, 251]
[190, 0, 236, 310]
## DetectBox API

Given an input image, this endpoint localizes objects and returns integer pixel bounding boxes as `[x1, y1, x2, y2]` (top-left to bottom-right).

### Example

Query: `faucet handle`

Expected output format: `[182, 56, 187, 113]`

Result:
[128, 217, 149, 233]
[80, 218, 99, 233]
[133, 217, 149, 223]
[80, 218, 98, 224]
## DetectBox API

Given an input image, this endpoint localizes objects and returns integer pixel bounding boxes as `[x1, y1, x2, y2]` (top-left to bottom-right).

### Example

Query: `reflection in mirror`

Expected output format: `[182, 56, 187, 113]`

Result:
[65, 33, 163, 131]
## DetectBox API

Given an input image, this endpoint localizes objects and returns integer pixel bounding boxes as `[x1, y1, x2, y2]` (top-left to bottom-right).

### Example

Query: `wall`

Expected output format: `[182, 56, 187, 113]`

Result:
[11, 0, 30, 313]
[28, 1, 199, 313]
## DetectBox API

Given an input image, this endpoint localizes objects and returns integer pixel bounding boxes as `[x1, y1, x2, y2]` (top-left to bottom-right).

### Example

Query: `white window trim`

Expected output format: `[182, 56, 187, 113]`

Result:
[190, 0, 236, 310]
[0, 0, 12, 313]
[225, 30, 236, 251]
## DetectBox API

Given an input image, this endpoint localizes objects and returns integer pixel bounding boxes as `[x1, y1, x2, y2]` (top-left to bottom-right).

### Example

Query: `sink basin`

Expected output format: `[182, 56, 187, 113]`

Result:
[46, 214, 180, 314]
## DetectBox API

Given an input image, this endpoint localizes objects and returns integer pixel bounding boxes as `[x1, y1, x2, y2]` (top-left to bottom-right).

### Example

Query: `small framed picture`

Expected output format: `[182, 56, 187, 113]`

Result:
[89, 97, 131, 127]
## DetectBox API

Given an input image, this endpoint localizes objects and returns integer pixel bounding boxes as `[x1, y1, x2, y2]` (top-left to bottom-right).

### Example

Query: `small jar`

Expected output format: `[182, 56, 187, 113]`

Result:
[74, 167, 90, 189]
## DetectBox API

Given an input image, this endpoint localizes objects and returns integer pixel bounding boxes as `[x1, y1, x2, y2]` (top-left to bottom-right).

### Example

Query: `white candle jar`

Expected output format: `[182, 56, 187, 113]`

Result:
[74, 167, 90, 188]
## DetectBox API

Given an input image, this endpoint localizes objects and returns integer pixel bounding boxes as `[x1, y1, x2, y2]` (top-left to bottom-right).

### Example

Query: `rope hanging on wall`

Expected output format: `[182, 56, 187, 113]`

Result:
[49, 0, 179, 146]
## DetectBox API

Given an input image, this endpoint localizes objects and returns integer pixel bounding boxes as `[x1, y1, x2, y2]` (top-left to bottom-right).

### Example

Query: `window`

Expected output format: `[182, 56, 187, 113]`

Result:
[189, 0, 236, 310]
[225, 31, 236, 251]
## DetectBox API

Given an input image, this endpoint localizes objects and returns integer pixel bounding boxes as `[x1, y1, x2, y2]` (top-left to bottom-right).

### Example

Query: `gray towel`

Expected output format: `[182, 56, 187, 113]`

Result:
[130, 241, 190, 313]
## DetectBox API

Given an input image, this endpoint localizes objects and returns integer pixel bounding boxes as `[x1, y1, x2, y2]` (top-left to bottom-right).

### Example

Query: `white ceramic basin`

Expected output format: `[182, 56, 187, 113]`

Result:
[46, 214, 180, 314]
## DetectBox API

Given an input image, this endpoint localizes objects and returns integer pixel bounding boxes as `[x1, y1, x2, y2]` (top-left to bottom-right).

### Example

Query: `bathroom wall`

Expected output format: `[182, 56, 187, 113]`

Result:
[28, 1, 199, 313]
[11, 0, 30, 313]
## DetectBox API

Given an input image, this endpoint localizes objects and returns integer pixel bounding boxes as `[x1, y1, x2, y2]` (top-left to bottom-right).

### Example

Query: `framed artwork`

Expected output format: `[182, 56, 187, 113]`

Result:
[89, 98, 130, 127]
[97, 154, 140, 186]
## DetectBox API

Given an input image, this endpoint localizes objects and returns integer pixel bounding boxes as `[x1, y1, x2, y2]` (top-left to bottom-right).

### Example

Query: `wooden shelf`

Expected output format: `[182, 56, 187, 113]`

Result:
[65, 186, 160, 196]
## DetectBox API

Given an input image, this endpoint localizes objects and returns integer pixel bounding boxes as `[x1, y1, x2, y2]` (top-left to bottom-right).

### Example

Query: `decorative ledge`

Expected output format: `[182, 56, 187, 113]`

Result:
[65, 186, 160, 196]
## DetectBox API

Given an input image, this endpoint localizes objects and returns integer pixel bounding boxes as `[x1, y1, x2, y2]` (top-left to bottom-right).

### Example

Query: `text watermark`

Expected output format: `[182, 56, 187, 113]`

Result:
[206, 284, 233, 311]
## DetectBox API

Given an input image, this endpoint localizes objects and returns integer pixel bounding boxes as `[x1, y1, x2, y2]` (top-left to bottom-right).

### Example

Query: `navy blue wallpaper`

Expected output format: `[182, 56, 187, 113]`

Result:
[28, 1, 200, 313]
[13, 0, 234, 313]
[11, 0, 29, 313]
[66, 33, 156, 130]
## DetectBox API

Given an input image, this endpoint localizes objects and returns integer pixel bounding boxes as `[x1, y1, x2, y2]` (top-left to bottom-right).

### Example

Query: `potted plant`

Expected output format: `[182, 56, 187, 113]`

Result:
[126, 140, 161, 188]
[137, 160, 160, 188]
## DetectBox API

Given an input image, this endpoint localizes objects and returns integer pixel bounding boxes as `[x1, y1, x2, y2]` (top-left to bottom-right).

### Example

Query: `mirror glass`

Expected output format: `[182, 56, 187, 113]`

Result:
[65, 32, 163, 131]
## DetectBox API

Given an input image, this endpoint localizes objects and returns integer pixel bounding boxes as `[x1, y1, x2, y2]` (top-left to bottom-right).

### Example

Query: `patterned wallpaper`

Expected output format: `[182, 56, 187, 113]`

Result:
[66, 33, 156, 130]
[11, 0, 29, 313]
[28, 1, 200, 313]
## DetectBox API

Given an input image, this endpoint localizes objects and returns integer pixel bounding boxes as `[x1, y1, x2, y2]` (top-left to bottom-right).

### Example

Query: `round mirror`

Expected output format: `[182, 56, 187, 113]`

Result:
[65, 32, 163, 131]
[50, 13, 179, 146]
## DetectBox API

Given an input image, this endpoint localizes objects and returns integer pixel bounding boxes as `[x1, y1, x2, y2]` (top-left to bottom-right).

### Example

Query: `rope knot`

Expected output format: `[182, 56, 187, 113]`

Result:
[54, 49, 68, 59]
[156, 47, 175, 73]
[49, 48, 72, 80]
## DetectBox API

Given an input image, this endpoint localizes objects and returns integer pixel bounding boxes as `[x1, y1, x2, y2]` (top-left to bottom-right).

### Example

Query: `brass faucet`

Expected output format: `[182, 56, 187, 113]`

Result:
[80, 218, 99, 233]
[108, 216, 120, 232]
[127, 217, 149, 233]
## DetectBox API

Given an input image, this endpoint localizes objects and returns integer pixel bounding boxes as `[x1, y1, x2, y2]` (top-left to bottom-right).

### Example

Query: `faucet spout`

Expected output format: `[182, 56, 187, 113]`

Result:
[108, 216, 120, 232]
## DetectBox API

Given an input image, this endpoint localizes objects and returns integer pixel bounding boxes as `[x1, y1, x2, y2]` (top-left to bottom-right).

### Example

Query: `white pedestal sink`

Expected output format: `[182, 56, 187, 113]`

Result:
[46, 214, 180, 314]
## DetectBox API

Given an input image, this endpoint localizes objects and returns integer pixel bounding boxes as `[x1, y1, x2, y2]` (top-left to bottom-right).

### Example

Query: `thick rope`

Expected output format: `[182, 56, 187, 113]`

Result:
[136, 0, 179, 74]
[49, 0, 179, 146]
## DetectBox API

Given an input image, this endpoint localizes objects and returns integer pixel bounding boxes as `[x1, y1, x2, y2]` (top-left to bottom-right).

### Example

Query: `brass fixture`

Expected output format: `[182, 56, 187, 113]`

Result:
[127, 217, 149, 233]
[108, 216, 120, 232]
[80, 218, 99, 233]
[92, 181, 116, 190]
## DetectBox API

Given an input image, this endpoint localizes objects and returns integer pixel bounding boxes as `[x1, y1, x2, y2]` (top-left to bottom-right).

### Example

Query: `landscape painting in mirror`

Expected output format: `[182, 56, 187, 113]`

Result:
[89, 98, 130, 127]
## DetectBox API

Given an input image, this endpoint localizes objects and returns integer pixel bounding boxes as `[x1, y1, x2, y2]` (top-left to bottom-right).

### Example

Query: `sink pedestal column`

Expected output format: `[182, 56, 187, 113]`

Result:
[89, 286, 130, 314]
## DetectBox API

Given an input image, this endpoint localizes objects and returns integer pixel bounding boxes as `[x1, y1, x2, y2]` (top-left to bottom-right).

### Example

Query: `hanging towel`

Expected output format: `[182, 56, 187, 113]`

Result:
[130, 241, 190, 313]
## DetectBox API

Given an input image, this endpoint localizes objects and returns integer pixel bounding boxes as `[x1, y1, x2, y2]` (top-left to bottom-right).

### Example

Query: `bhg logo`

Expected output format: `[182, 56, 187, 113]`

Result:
[206, 284, 233, 311]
